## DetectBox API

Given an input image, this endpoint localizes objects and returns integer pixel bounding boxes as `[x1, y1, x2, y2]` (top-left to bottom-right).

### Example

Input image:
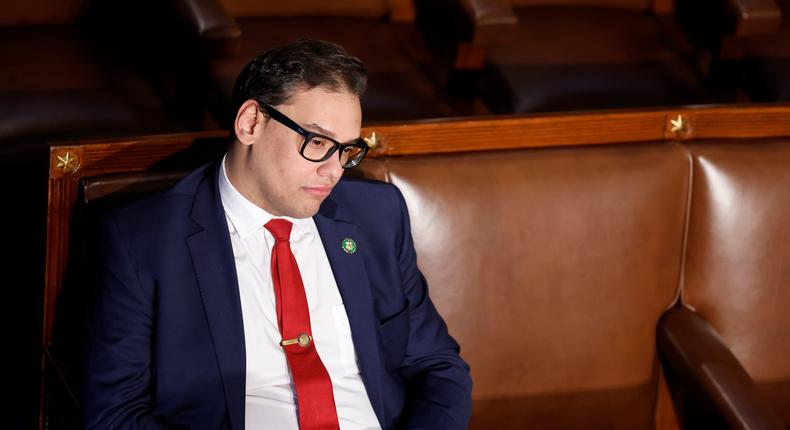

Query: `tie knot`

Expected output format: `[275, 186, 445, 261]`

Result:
[265, 219, 293, 242]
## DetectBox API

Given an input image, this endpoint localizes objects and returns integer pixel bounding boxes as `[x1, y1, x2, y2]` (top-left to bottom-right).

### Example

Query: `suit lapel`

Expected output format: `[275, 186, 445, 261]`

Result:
[314, 197, 387, 424]
[185, 164, 246, 430]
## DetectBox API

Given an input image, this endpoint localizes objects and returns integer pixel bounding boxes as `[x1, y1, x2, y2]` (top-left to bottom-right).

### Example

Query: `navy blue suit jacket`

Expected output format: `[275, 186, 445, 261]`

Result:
[83, 162, 472, 429]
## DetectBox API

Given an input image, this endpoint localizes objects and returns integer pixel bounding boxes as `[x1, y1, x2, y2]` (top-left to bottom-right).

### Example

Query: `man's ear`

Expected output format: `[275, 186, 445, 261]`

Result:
[234, 100, 264, 146]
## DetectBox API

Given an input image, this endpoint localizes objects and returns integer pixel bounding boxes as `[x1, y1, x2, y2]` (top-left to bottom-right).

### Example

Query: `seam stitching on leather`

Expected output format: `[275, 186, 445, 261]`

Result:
[674, 145, 694, 309]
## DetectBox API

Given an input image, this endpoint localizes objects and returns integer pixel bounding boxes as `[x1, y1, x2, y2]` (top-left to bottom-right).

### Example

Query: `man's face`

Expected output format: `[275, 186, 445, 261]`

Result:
[240, 87, 362, 218]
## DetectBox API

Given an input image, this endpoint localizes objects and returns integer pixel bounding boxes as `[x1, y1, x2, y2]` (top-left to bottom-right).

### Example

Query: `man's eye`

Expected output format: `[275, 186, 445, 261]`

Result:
[310, 138, 330, 147]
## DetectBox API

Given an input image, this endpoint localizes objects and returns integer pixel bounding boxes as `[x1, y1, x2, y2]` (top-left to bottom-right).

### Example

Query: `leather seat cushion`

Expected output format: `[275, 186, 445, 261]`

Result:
[209, 17, 458, 123]
[480, 7, 708, 113]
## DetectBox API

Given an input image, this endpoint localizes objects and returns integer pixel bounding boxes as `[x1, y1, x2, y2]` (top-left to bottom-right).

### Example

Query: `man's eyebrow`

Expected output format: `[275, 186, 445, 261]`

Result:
[306, 123, 336, 138]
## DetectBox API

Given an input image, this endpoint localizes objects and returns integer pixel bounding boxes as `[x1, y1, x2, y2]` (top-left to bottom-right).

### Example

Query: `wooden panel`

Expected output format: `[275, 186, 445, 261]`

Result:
[48, 131, 228, 180]
[42, 176, 80, 345]
[689, 106, 790, 139]
[362, 105, 790, 157]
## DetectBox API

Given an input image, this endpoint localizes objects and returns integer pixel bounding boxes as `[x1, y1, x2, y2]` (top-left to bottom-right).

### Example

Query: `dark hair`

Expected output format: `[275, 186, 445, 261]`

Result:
[229, 39, 367, 129]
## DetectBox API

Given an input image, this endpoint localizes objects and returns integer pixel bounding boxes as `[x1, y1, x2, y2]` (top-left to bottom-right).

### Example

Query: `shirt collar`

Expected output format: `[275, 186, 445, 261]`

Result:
[218, 154, 313, 239]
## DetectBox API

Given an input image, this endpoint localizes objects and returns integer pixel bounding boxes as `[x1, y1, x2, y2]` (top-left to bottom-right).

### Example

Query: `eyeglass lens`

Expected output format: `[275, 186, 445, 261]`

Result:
[302, 135, 366, 168]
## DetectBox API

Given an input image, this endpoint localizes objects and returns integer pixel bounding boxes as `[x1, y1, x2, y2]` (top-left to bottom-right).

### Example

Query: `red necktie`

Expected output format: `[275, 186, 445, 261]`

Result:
[265, 219, 340, 430]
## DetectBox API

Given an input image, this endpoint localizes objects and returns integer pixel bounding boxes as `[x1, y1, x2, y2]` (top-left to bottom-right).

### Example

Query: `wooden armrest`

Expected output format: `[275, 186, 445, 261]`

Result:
[459, 0, 518, 45]
[169, 0, 241, 55]
[657, 306, 784, 430]
[725, 0, 781, 36]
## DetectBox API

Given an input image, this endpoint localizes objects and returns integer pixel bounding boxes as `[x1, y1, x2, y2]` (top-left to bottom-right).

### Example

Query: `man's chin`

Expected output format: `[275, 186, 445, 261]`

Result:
[286, 201, 323, 219]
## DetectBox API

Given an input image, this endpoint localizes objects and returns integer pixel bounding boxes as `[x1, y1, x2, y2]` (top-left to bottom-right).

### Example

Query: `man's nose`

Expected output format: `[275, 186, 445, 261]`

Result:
[317, 153, 344, 180]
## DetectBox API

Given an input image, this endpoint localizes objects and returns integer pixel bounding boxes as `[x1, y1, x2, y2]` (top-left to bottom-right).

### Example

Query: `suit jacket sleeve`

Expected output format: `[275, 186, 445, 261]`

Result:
[391, 187, 473, 429]
[82, 213, 181, 430]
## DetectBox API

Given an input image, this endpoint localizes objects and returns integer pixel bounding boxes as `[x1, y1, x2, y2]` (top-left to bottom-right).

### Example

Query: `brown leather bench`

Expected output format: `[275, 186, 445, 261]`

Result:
[40, 105, 790, 429]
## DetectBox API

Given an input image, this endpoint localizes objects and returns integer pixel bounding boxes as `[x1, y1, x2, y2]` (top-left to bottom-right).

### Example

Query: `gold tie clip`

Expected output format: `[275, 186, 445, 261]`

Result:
[280, 333, 312, 347]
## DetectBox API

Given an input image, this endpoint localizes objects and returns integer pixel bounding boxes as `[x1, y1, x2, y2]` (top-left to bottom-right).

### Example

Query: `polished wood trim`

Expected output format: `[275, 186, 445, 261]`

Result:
[42, 176, 80, 345]
[364, 105, 790, 157]
[48, 131, 228, 179]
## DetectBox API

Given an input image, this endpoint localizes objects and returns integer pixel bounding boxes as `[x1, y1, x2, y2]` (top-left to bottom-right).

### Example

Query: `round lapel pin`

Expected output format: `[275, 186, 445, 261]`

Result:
[341, 238, 357, 254]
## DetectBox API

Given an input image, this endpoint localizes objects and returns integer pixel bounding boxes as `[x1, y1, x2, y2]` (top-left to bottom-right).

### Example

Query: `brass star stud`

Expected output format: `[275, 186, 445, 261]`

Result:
[56, 152, 78, 174]
[670, 115, 686, 134]
[363, 131, 379, 149]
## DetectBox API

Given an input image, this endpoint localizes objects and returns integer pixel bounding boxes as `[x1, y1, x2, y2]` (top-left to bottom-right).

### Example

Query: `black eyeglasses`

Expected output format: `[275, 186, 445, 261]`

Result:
[259, 103, 369, 169]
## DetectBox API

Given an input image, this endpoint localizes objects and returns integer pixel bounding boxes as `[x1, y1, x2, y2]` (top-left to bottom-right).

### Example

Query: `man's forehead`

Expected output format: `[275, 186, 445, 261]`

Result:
[279, 87, 361, 138]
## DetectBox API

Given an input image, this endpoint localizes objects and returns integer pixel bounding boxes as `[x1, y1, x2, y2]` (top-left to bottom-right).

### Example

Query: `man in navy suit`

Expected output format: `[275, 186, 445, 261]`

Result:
[83, 40, 472, 429]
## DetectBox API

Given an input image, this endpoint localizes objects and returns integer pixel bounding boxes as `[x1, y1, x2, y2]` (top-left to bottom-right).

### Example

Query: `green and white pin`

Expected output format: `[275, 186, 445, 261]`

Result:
[341, 238, 357, 254]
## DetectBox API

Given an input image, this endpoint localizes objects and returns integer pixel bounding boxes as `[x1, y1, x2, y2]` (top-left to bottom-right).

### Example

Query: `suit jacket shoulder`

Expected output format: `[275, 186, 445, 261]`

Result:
[101, 162, 217, 236]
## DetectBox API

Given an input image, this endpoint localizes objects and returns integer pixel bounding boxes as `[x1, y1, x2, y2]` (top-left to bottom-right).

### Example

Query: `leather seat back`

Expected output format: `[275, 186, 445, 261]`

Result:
[381, 143, 689, 428]
[683, 140, 790, 426]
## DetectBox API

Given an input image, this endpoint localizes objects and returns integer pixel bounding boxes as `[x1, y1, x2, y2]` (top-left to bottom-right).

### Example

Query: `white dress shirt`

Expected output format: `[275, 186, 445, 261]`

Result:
[218, 157, 381, 430]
